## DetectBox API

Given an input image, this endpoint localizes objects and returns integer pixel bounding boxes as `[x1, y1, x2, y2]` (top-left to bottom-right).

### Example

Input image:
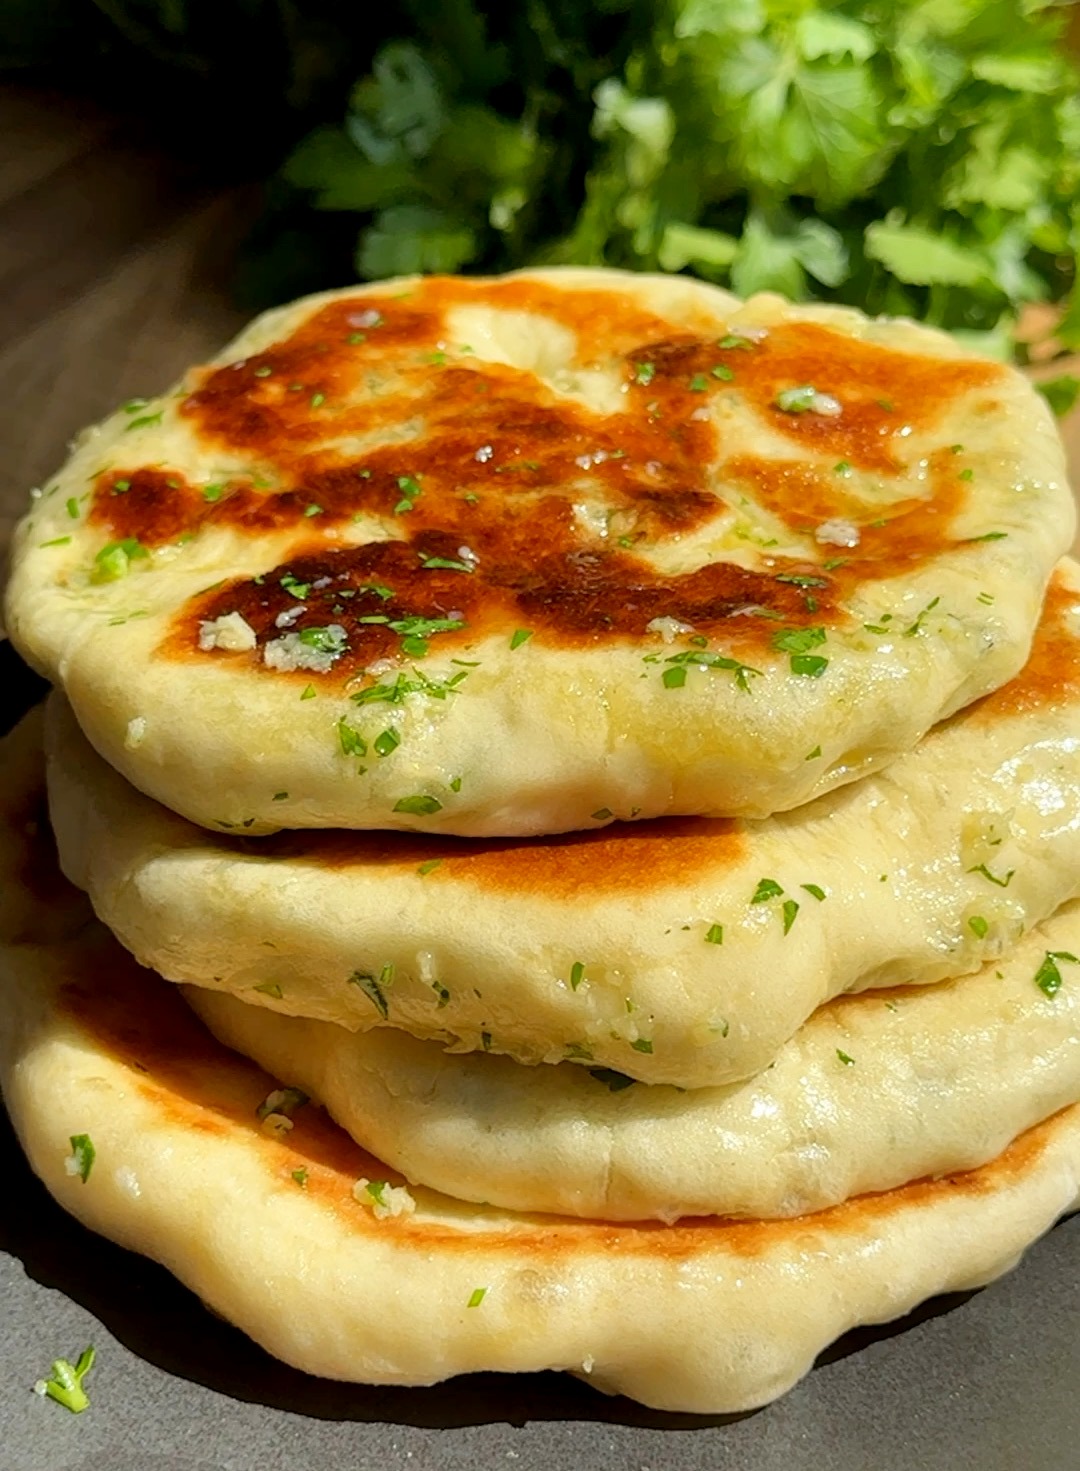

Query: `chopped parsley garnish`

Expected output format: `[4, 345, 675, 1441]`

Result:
[751, 878, 784, 904]
[776, 574, 828, 589]
[774, 385, 820, 413]
[510, 628, 533, 650]
[310, 392, 326, 408]
[631, 1038, 654, 1054]
[958, 468, 974, 481]
[291, 1167, 308, 1187]
[253, 981, 284, 999]
[569, 961, 586, 991]
[388, 614, 466, 658]
[591, 807, 613, 821]
[431, 979, 451, 1008]
[65, 497, 79, 518]
[349, 963, 394, 1019]
[351, 669, 469, 705]
[1035, 951, 1078, 998]
[967, 531, 1008, 543]
[836, 1049, 856, 1066]
[280, 573, 311, 599]
[299, 625, 347, 655]
[467, 1288, 488, 1308]
[337, 720, 368, 757]
[91, 537, 148, 582]
[203, 482, 225, 502]
[689, 373, 709, 392]
[67, 1134, 94, 1183]
[718, 334, 755, 350]
[805, 745, 822, 760]
[968, 916, 989, 939]
[902, 597, 941, 638]
[303, 502, 323, 517]
[273, 791, 289, 801]
[420, 555, 475, 573]
[711, 363, 734, 380]
[394, 475, 423, 514]
[801, 883, 826, 902]
[253, 364, 273, 378]
[417, 859, 442, 876]
[39, 536, 71, 548]
[358, 580, 394, 601]
[782, 898, 800, 934]
[449, 775, 462, 792]
[393, 794, 443, 816]
[365, 1180, 389, 1208]
[300, 684, 316, 700]
[772, 626, 828, 677]
[834, 461, 852, 475]
[33, 1346, 95, 1414]
[705, 923, 724, 945]
[968, 863, 1014, 888]
[111, 478, 131, 493]
[125, 410, 163, 431]
[374, 729, 401, 757]
[661, 648, 761, 693]
[634, 361, 655, 386]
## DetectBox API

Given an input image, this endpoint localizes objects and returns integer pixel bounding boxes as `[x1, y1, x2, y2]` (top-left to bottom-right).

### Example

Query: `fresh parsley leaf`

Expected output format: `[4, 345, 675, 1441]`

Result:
[33, 1346, 95, 1414]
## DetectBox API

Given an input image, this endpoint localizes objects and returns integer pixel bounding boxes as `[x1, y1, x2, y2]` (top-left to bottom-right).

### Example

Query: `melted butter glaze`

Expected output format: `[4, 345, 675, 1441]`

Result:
[87, 276, 1004, 680]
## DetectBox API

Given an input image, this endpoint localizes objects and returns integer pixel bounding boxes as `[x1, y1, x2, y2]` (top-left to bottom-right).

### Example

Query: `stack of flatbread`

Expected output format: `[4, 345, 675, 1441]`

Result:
[3, 268, 1079, 1414]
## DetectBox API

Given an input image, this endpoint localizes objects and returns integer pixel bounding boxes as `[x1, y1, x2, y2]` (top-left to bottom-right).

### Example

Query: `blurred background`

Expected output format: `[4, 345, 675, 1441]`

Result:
[1, 0, 1078, 563]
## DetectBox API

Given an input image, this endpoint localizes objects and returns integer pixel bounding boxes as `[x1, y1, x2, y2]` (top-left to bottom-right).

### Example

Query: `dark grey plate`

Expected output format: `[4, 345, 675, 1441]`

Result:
[2, 648, 1078, 1471]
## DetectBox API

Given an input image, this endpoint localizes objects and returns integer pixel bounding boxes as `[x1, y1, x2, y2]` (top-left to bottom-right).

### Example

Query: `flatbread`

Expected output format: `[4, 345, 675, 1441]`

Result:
[47, 560, 1080, 1088]
[7, 269, 1072, 836]
[185, 900, 1080, 1222]
[2, 736, 1079, 1412]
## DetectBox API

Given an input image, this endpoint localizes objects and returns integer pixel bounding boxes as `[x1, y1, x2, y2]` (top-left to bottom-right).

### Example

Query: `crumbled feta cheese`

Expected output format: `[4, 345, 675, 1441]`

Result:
[275, 605, 304, 629]
[690, 406, 711, 422]
[260, 1113, 294, 1138]
[114, 1165, 141, 1199]
[348, 308, 384, 330]
[63, 1154, 81, 1177]
[474, 444, 494, 463]
[646, 616, 695, 644]
[574, 450, 609, 470]
[353, 1177, 416, 1220]
[198, 611, 257, 652]
[124, 716, 147, 750]
[263, 625, 347, 674]
[456, 545, 480, 567]
[815, 519, 861, 548]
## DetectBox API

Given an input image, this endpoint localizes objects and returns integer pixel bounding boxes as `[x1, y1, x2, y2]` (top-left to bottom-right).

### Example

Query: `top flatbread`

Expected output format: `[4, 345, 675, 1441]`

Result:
[4, 268, 1072, 835]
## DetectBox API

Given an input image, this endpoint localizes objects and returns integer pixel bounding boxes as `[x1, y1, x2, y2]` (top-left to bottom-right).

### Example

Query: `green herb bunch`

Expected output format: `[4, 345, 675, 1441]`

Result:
[280, 0, 1079, 360]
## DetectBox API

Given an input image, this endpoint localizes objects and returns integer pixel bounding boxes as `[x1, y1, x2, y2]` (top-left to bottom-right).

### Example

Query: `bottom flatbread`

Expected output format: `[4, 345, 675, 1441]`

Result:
[2, 719, 1080, 1413]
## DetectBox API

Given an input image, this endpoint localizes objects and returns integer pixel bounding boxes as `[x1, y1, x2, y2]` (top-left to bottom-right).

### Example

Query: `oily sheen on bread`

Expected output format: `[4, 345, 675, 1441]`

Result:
[2, 726, 1079, 1413]
[46, 560, 1080, 1088]
[185, 900, 1080, 1222]
[6, 269, 1073, 837]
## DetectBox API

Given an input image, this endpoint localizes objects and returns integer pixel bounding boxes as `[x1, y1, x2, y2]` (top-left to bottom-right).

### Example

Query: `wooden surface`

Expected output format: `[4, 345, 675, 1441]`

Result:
[1, 82, 1078, 586]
